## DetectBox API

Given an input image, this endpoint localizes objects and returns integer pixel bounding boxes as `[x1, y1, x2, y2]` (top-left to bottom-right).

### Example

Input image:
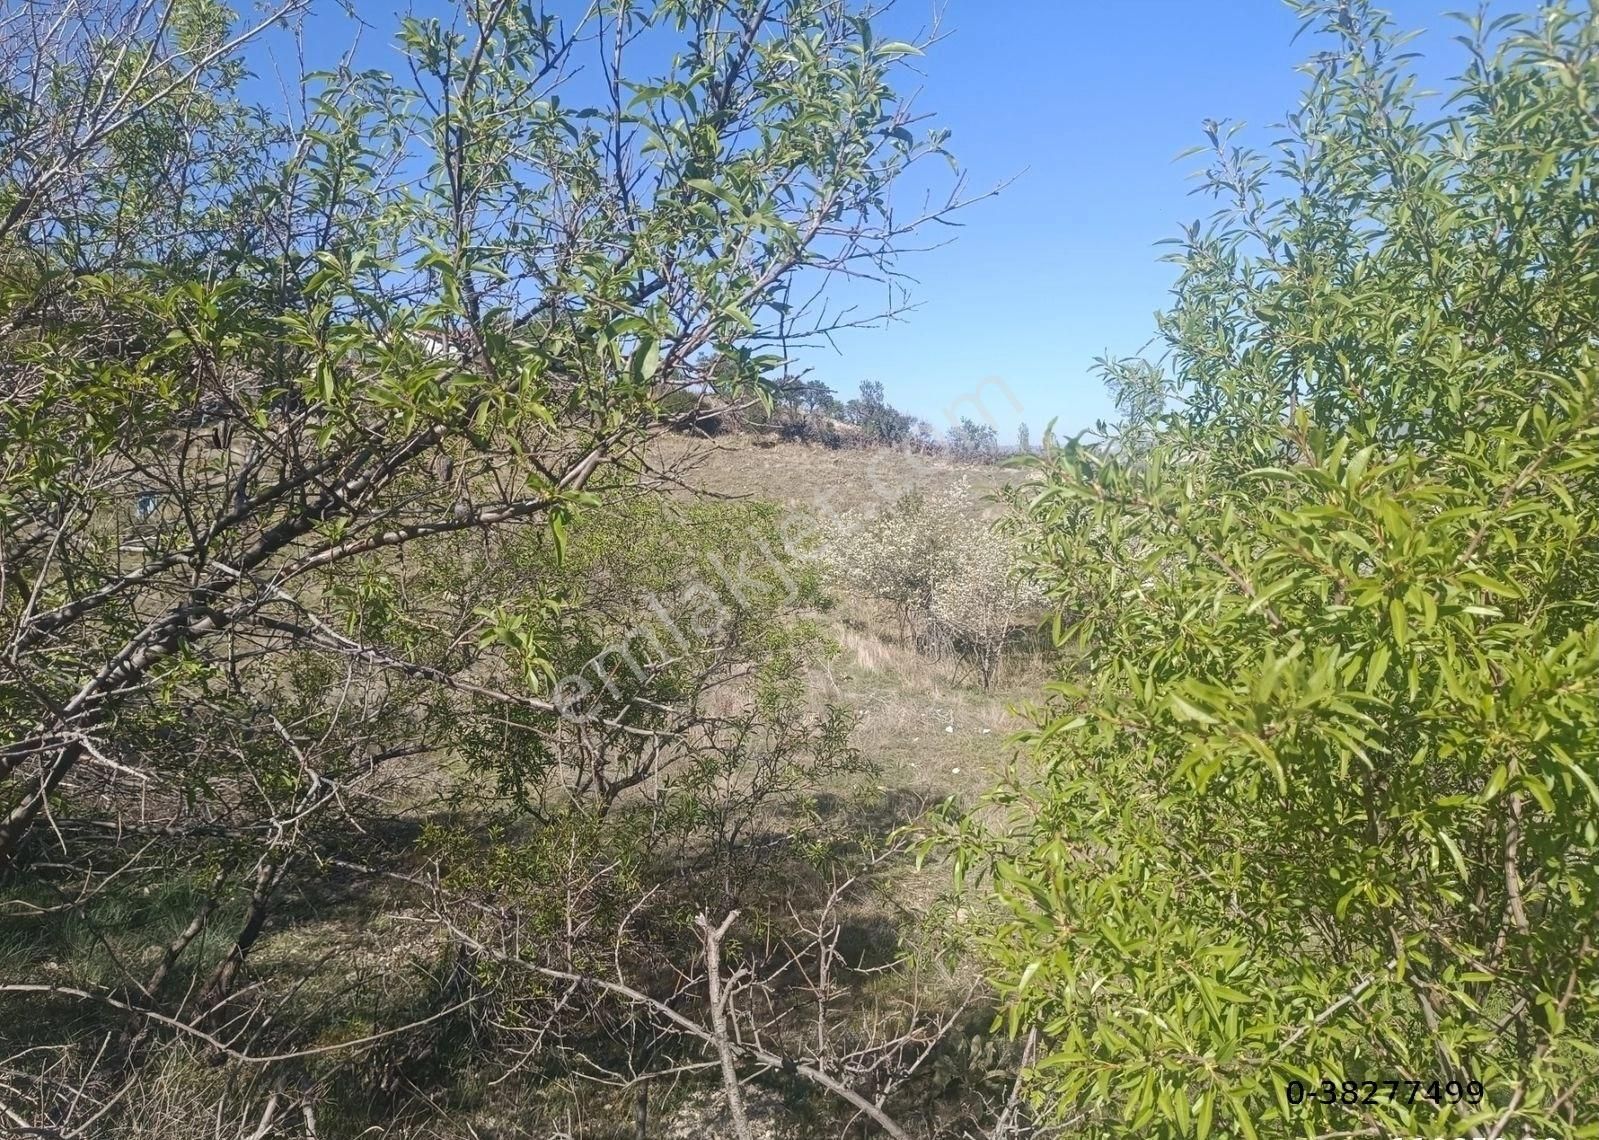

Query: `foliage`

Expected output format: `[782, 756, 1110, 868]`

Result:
[820, 480, 1037, 685]
[821, 483, 963, 641]
[434, 495, 853, 826]
[1097, 355, 1167, 456]
[1, 0, 961, 857]
[0, 0, 966, 1133]
[845, 378, 915, 444]
[947, 416, 998, 460]
[659, 385, 726, 433]
[928, 527, 1041, 688]
[737, 374, 850, 442]
[947, 4, 1599, 1138]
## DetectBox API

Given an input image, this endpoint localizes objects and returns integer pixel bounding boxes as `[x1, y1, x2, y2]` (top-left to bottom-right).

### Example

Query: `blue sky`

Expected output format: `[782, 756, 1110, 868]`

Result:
[790, 0, 1320, 438]
[245, 1, 1499, 439]
[792, 0, 1499, 439]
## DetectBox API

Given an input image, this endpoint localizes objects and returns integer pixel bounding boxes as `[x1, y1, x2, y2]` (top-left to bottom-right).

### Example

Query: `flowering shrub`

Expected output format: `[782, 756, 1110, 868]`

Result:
[930, 528, 1041, 687]
[822, 484, 957, 639]
[818, 480, 1038, 685]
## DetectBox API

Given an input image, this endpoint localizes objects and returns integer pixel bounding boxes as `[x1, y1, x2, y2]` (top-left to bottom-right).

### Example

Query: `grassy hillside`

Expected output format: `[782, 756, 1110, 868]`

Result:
[648, 433, 1013, 514]
[1, 430, 1043, 1139]
[658, 433, 1039, 805]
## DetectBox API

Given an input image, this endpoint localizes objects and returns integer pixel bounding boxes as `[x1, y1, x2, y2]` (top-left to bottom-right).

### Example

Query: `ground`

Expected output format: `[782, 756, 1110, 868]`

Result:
[651, 431, 1037, 805]
[0, 431, 1041, 1140]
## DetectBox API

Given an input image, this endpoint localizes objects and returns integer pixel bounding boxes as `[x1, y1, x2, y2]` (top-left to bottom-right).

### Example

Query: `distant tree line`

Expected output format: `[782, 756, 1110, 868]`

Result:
[674, 372, 1028, 462]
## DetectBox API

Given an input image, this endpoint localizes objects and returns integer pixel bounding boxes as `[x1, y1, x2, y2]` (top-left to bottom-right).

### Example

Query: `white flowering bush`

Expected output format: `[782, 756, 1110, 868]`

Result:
[930, 528, 1041, 687]
[818, 480, 1038, 685]
[820, 483, 959, 642]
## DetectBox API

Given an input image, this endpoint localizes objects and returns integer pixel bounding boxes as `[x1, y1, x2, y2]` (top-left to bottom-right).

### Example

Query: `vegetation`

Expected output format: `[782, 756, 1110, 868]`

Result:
[3, 0, 1595, 1138]
[818, 482, 1041, 688]
[946, 417, 999, 461]
[948, 3, 1599, 1137]
[845, 380, 916, 446]
[0, 1, 998, 1135]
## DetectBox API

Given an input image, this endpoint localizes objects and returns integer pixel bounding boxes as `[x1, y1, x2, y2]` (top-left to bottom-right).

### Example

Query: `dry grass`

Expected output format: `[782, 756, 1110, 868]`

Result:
[815, 605, 1038, 801]
[9, 434, 1040, 1139]
[646, 431, 1015, 515]
[654, 431, 1045, 802]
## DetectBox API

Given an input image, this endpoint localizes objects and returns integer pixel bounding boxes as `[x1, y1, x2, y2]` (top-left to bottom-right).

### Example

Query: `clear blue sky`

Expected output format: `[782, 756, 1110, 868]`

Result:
[246, 1, 1498, 439]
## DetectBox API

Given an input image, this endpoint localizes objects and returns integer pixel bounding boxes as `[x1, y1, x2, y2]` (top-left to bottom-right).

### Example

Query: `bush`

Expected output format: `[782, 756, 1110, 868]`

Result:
[929, 527, 1040, 687]
[819, 481, 1038, 685]
[948, 4, 1599, 1138]
[0, 1, 965, 1132]
[844, 380, 914, 445]
[445, 497, 848, 821]
[946, 416, 998, 461]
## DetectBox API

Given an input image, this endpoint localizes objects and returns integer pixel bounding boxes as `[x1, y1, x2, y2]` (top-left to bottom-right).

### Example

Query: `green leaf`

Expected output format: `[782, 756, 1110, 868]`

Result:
[1169, 694, 1219, 724]
[1388, 597, 1409, 649]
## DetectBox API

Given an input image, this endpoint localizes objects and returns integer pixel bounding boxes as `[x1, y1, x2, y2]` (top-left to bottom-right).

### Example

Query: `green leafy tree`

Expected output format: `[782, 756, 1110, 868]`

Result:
[946, 4, 1599, 1138]
[1098, 354, 1166, 455]
[1, 0, 962, 867]
[0, 0, 966, 1130]
[845, 378, 914, 444]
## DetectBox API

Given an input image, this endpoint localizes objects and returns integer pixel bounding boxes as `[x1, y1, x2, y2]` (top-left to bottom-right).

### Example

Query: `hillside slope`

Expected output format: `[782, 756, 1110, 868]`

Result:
[655, 432, 1039, 809]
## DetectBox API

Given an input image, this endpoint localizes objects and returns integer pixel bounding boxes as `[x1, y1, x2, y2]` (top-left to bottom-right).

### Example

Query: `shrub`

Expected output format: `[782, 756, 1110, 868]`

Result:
[820, 484, 962, 645]
[845, 379, 914, 445]
[820, 480, 1037, 685]
[929, 528, 1041, 688]
[947, 416, 998, 460]
[445, 497, 847, 819]
[948, 4, 1599, 1138]
[0, 0, 965, 1131]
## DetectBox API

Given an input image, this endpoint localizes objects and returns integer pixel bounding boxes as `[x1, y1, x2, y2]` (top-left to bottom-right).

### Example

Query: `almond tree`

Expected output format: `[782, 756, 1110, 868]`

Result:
[0, 0, 968, 1127]
[951, 3, 1599, 1137]
[1, 0, 964, 866]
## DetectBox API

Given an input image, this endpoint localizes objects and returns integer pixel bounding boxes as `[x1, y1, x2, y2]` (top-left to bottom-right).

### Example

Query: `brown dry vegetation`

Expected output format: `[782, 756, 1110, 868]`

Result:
[647, 433, 1012, 516]
[3, 430, 1043, 1140]
[665, 435, 1047, 946]
[657, 433, 1040, 798]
